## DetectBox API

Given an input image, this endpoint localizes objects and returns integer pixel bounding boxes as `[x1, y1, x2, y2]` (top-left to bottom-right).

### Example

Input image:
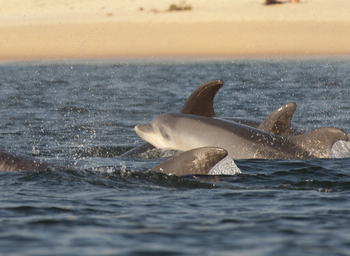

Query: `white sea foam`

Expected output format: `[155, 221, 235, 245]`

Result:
[139, 148, 178, 159]
[208, 155, 241, 175]
[330, 140, 350, 158]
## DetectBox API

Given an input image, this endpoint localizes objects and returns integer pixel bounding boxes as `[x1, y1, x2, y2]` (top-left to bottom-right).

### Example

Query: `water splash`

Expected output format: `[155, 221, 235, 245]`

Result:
[138, 148, 179, 159]
[330, 140, 350, 158]
[208, 156, 241, 175]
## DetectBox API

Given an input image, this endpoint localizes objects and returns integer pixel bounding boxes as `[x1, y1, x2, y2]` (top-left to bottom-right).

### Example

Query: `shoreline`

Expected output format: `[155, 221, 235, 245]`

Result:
[2, 55, 350, 66]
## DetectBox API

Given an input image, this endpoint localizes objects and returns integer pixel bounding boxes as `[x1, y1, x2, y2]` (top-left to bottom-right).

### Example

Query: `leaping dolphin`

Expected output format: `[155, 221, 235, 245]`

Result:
[121, 80, 301, 158]
[0, 147, 236, 176]
[135, 113, 349, 160]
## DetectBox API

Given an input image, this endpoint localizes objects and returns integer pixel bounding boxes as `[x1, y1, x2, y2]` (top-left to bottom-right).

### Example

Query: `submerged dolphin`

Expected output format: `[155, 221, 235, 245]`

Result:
[0, 149, 61, 172]
[0, 147, 233, 176]
[135, 113, 349, 160]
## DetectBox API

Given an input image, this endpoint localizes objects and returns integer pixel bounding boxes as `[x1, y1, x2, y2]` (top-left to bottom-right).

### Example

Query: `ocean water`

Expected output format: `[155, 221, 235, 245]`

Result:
[0, 58, 350, 256]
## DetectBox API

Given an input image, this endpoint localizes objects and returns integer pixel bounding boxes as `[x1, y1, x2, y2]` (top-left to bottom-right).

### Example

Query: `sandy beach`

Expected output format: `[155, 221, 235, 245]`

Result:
[0, 0, 350, 61]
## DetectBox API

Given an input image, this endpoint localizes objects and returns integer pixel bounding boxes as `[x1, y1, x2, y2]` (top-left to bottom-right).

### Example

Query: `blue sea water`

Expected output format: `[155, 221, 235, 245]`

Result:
[0, 58, 350, 255]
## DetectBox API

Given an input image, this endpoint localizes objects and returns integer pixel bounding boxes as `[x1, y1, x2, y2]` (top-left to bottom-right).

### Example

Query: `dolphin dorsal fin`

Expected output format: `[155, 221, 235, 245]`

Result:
[180, 80, 224, 117]
[257, 102, 297, 136]
[291, 127, 349, 158]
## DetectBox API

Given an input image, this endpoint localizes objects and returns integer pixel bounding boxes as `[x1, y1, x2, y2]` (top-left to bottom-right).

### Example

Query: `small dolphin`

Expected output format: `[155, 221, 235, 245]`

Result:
[0, 147, 234, 176]
[135, 113, 348, 160]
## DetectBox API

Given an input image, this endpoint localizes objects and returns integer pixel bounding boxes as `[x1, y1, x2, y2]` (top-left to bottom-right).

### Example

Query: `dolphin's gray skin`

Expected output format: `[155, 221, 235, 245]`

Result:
[135, 113, 349, 160]
[229, 102, 300, 136]
[151, 147, 228, 176]
[180, 80, 224, 117]
[256, 102, 300, 136]
[0, 147, 231, 176]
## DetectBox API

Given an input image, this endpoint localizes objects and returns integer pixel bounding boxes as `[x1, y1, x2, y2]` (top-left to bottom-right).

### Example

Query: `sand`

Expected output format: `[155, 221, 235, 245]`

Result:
[0, 0, 350, 61]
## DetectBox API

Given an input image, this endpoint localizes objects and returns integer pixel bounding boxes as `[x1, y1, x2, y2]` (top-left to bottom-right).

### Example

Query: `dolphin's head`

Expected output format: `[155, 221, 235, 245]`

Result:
[135, 113, 178, 149]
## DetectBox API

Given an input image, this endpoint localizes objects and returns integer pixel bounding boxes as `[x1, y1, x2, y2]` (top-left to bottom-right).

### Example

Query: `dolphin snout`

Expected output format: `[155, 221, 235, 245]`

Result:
[135, 124, 156, 140]
[135, 124, 153, 133]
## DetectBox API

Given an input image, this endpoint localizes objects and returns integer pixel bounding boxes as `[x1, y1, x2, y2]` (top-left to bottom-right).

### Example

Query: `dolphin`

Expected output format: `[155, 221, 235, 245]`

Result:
[121, 80, 226, 158]
[120, 80, 301, 157]
[122, 80, 301, 158]
[135, 113, 349, 160]
[0, 147, 234, 176]
[0, 149, 61, 172]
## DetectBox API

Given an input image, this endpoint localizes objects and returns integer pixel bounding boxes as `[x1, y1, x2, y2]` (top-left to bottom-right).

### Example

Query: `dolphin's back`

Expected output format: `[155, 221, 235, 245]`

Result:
[150, 113, 348, 160]
[0, 150, 54, 172]
[291, 127, 349, 158]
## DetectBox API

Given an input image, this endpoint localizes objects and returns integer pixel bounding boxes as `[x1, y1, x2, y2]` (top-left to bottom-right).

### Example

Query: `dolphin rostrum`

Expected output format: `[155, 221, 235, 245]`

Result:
[135, 113, 349, 160]
[0, 147, 236, 176]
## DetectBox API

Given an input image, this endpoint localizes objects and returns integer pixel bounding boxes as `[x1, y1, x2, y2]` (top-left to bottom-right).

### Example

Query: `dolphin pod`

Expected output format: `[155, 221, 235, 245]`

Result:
[134, 80, 349, 159]
[0, 147, 232, 176]
[135, 113, 348, 160]
[122, 79, 307, 158]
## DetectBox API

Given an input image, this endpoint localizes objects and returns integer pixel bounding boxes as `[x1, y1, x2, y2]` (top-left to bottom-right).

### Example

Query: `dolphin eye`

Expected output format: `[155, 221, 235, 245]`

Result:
[161, 131, 170, 141]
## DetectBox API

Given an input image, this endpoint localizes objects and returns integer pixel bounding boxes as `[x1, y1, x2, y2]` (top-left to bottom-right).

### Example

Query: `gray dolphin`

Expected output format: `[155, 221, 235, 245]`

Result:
[135, 113, 349, 160]
[121, 80, 226, 158]
[0, 147, 233, 176]
[121, 80, 301, 158]
[0, 149, 61, 172]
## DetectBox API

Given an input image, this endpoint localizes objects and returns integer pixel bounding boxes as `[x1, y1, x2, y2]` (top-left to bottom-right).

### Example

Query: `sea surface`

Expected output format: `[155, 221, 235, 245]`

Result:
[0, 58, 350, 256]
